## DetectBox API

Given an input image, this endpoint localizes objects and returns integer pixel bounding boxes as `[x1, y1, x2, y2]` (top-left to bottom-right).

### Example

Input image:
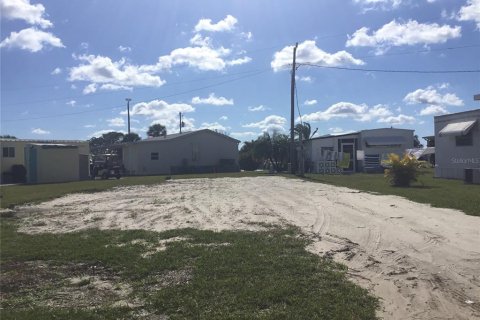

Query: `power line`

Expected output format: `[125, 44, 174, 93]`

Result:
[355, 44, 480, 60]
[2, 68, 270, 107]
[3, 69, 269, 122]
[297, 63, 480, 74]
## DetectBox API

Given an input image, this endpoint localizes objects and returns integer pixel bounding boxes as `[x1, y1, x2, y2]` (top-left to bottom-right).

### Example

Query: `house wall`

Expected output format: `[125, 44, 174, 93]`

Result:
[1, 140, 89, 174]
[33, 146, 80, 183]
[307, 128, 414, 173]
[434, 109, 480, 180]
[123, 131, 239, 175]
[359, 129, 414, 170]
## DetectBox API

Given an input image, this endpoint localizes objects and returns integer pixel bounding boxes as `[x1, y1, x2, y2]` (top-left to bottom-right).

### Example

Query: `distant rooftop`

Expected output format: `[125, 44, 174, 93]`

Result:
[0, 138, 87, 143]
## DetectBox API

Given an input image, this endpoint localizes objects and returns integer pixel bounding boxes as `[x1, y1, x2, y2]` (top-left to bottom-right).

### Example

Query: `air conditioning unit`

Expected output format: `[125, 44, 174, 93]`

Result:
[464, 168, 480, 184]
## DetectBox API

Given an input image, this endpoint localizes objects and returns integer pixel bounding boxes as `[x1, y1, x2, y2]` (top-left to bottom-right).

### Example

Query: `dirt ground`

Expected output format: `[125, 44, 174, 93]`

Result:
[15, 176, 480, 319]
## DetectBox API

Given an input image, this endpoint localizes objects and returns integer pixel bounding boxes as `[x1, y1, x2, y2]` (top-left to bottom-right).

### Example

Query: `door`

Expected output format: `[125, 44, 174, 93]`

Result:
[341, 143, 355, 172]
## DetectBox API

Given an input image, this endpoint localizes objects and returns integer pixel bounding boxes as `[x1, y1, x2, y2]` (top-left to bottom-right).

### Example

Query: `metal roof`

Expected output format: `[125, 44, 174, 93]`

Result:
[123, 129, 240, 144]
[0, 138, 87, 143]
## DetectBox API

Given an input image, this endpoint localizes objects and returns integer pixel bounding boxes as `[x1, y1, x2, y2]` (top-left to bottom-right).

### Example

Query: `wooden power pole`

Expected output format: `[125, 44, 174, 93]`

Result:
[290, 42, 298, 174]
[125, 98, 131, 135]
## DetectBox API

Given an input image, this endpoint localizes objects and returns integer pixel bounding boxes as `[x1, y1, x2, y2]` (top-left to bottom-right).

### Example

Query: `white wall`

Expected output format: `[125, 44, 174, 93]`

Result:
[435, 109, 480, 180]
[123, 130, 239, 175]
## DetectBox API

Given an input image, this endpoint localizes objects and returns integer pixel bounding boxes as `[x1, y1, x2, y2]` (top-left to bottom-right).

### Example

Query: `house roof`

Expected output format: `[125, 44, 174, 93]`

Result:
[0, 138, 87, 143]
[123, 129, 240, 145]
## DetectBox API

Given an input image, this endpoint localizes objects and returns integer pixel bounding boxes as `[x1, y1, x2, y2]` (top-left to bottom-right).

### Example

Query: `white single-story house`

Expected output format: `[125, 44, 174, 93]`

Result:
[120, 129, 240, 175]
[434, 109, 480, 181]
[305, 128, 414, 173]
[0, 139, 90, 184]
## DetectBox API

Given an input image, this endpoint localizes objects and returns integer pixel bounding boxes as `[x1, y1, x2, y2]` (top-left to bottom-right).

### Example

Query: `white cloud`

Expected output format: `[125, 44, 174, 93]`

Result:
[66, 100, 76, 107]
[354, 0, 437, 11]
[191, 93, 233, 106]
[80, 42, 89, 50]
[403, 85, 463, 107]
[304, 99, 318, 106]
[199, 122, 230, 132]
[32, 127, 50, 135]
[82, 83, 97, 95]
[51, 67, 62, 75]
[118, 45, 131, 52]
[189, 33, 212, 47]
[230, 131, 258, 140]
[107, 117, 125, 127]
[271, 40, 364, 72]
[297, 76, 313, 83]
[248, 105, 269, 112]
[226, 56, 252, 66]
[419, 105, 449, 116]
[240, 31, 253, 41]
[194, 15, 238, 32]
[302, 102, 393, 122]
[0, 27, 64, 52]
[457, 0, 480, 29]
[125, 99, 195, 134]
[243, 115, 287, 132]
[346, 20, 461, 53]
[0, 0, 52, 28]
[84, 124, 95, 128]
[219, 116, 228, 121]
[99, 84, 133, 91]
[69, 54, 165, 93]
[378, 114, 416, 125]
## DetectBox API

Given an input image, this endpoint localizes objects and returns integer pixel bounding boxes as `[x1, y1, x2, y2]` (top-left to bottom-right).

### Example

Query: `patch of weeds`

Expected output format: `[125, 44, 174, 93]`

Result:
[1, 220, 379, 319]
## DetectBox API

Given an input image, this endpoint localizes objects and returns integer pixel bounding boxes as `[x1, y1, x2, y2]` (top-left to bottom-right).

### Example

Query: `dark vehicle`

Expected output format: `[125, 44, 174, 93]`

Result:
[90, 154, 123, 179]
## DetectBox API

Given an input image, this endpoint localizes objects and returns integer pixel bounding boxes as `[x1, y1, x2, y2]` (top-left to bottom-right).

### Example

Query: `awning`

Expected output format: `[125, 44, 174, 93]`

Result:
[364, 136, 406, 147]
[439, 120, 476, 137]
[407, 147, 435, 159]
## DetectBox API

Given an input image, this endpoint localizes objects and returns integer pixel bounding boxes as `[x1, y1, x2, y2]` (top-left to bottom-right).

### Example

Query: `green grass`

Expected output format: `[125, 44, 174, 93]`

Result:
[1, 219, 378, 319]
[304, 168, 480, 216]
[0, 171, 265, 209]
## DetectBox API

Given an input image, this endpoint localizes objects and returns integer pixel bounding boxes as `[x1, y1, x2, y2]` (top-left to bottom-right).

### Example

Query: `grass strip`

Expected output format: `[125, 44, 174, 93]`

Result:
[1, 219, 378, 319]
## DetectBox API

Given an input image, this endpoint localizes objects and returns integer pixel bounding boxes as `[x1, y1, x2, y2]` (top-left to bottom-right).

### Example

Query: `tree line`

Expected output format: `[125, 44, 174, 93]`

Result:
[89, 124, 167, 155]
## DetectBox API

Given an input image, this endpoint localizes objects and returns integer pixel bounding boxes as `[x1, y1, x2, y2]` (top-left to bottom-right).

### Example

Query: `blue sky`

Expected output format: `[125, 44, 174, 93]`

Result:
[1, 0, 479, 143]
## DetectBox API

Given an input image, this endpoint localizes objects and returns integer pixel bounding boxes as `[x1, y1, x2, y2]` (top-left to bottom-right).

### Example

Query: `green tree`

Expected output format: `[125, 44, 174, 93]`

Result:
[413, 135, 423, 148]
[252, 132, 289, 172]
[147, 124, 167, 137]
[239, 140, 261, 171]
[89, 131, 124, 154]
[0, 135, 17, 139]
[122, 132, 141, 142]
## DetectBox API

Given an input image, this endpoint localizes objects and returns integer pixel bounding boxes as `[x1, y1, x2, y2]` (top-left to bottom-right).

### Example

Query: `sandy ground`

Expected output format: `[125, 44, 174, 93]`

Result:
[14, 176, 480, 319]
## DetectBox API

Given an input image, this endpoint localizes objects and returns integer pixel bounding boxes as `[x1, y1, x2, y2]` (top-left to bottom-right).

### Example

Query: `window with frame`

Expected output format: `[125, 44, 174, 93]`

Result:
[2, 147, 15, 158]
[455, 131, 473, 146]
[151, 152, 159, 160]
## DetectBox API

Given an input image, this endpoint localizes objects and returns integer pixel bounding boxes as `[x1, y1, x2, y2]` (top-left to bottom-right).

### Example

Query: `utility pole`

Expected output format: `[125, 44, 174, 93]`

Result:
[290, 42, 298, 174]
[125, 98, 131, 135]
[179, 112, 183, 133]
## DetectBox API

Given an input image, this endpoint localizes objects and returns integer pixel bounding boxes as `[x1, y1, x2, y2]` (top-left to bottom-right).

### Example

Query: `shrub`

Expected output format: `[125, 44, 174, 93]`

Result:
[384, 153, 422, 187]
[11, 165, 27, 183]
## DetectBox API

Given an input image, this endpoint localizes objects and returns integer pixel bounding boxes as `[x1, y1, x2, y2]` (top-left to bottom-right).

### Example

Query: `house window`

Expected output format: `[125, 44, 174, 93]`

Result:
[151, 152, 159, 160]
[455, 132, 473, 146]
[2, 147, 15, 158]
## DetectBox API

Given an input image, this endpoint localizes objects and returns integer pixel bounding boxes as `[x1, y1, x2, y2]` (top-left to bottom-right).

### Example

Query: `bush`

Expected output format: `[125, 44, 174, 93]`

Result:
[11, 165, 27, 183]
[384, 153, 422, 187]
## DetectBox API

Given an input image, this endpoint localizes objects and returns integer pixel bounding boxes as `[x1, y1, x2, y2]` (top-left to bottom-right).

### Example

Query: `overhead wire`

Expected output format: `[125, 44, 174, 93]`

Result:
[296, 63, 480, 73]
[3, 69, 270, 122]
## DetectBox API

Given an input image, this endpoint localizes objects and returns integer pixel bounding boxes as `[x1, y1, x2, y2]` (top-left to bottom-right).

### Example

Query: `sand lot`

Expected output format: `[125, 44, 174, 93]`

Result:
[16, 176, 480, 319]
